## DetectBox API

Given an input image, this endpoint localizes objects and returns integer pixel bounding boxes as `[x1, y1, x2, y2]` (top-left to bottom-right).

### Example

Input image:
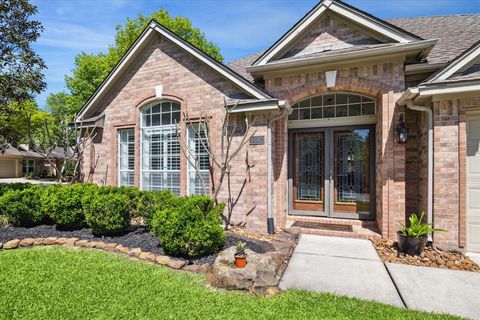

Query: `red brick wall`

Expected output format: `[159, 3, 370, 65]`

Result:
[432, 95, 480, 248]
[264, 60, 406, 238]
[80, 34, 275, 232]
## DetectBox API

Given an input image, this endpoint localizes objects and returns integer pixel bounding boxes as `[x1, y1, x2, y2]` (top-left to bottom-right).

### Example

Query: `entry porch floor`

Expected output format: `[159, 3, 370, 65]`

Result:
[280, 234, 480, 320]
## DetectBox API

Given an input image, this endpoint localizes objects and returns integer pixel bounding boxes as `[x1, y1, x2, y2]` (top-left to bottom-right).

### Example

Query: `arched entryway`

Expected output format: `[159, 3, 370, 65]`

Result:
[288, 92, 376, 220]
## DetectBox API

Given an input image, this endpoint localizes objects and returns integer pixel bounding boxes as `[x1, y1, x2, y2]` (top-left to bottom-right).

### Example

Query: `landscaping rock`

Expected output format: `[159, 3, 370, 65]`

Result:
[43, 237, 58, 245]
[3, 239, 20, 249]
[115, 244, 130, 254]
[33, 238, 45, 245]
[55, 238, 68, 245]
[19, 238, 35, 247]
[128, 248, 142, 258]
[372, 238, 480, 272]
[183, 263, 210, 274]
[155, 255, 185, 269]
[207, 246, 282, 290]
[139, 252, 157, 262]
[64, 238, 79, 247]
[103, 242, 118, 251]
[75, 240, 89, 247]
[166, 259, 186, 269]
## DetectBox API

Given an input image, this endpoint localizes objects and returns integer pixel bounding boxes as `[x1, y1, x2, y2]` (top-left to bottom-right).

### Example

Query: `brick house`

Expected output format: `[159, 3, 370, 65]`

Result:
[75, 0, 480, 253]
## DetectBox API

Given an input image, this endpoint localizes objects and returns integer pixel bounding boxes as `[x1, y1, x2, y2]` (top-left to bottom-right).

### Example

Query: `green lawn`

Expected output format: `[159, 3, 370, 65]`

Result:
[0, 247, 459, 320]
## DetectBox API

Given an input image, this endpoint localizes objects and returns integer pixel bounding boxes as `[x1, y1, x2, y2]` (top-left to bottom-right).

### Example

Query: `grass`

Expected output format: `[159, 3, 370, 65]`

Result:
[0, 247, 460, 320]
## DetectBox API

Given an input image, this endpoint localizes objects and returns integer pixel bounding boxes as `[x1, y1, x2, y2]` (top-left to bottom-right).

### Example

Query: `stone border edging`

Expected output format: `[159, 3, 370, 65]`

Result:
[0, 238, 210, 274]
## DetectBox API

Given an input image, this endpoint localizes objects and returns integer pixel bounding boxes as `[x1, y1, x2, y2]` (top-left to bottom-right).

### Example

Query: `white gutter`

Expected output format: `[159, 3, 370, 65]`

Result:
[267, 100, 292, 234]
[403, 97, 434, 242]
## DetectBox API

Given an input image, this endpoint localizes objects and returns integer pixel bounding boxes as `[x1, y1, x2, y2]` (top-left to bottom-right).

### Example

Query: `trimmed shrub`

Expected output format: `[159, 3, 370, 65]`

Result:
[83, 190, 131, 235]
[0, 183, 33, 197]
[42, 184, 97, 228]
[0, 185, 45, 226]
[136, 190, 174, 225]
[150, 196, 226, 258]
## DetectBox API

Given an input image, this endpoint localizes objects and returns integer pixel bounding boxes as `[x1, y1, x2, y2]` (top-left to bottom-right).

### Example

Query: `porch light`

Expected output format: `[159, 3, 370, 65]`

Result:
[395, 113, 408, 144]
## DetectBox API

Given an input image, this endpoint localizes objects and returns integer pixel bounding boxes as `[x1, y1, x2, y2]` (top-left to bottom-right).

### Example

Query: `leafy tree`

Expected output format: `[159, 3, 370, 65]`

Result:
[49, 8, 222, 116]
[0, 0, 46, 150]
[0, 101, 53, 148]
[0, 0, 46, 110]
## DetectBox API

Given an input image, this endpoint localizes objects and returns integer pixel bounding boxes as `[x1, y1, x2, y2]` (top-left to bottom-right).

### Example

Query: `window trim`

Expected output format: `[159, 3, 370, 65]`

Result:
[118, 128, 135, 187]
[289, 92, 376, 121]
[140, 100, 181, 194]
[186, 122, 210, 195]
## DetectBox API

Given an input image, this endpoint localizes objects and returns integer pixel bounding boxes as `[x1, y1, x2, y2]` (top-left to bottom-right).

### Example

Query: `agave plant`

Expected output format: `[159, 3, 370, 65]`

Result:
[235, 241, 247, 257]
[399, 212, 446, 238]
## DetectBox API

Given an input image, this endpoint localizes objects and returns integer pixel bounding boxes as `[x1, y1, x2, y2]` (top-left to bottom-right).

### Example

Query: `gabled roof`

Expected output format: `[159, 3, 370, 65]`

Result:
[423, 40, 480, 84]
[252, 0, 423, 67]
[76, 20, 272, 120]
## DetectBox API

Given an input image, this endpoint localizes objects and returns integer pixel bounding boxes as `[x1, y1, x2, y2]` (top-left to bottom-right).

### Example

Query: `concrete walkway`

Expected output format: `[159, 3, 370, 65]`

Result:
[280, 234, 480, 319]
[279, 234, 403, 306]
[387, 263, 480, 319]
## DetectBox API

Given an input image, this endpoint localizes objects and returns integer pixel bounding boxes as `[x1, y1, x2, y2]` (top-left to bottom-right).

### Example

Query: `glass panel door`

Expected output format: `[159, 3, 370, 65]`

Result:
[292, 132, 325, 212]
[289, 126, 374, 219]
[333, 128, 372, 216]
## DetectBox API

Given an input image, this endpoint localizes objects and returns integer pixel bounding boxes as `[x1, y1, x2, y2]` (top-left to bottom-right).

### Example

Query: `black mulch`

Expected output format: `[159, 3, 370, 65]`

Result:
[0, 224, 275, 265]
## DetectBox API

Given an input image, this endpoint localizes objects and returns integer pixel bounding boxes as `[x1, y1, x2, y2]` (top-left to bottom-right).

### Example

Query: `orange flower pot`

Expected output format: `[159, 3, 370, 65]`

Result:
[234, 255, 247, 268]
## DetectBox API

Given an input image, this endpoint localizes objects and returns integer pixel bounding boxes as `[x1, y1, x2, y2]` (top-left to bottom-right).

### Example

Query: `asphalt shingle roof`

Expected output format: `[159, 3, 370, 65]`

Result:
[386, 14, 480, 65]
[226, 14, 480, 82]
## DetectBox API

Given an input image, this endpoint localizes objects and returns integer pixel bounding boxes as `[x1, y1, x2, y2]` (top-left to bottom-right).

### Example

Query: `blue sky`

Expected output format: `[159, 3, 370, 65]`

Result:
[32, 0, 480, 109]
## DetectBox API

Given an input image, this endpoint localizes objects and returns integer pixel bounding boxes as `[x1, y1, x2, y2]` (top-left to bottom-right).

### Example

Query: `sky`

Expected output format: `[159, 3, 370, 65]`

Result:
[31, 0, 480, 109]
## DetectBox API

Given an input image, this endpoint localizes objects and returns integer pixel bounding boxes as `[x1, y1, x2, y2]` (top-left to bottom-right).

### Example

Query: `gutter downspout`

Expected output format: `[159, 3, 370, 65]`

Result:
[267, 101, 291, 234]
[406, 101, 434, 242]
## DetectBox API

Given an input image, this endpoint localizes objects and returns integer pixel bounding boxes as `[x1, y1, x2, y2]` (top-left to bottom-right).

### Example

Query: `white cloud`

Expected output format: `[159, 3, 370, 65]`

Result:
[37, 21, 114, 51]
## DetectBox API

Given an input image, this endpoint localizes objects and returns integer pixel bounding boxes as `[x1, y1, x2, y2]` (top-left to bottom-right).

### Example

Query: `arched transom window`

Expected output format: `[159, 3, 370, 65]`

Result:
[289, 93, 375, 121]
[140, 100, 181, 194]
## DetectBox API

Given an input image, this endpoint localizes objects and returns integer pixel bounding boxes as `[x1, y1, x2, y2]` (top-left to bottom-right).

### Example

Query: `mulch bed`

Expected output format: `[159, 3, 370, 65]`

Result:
[372, 238, 480, 272]
[0, 224, 275, 265]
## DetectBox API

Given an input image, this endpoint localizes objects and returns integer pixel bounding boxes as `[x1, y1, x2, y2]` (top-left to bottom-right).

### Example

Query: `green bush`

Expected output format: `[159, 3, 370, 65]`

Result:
[0, 183, 33, 197]
[0, 185, 45, 226]
[42, 184, 97, 228]
[136, 190, 174, 225]
[150, 196, 226, 258]
[83, 190, 132, 235]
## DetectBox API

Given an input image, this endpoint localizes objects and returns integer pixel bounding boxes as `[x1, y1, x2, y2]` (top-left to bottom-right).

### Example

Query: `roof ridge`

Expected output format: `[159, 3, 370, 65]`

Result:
[386, 13, 480, 20]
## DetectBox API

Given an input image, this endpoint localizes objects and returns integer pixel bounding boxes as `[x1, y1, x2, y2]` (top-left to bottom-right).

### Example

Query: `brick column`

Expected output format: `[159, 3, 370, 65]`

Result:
[433, 99, 460, 247]
[377, 91, 406, 239]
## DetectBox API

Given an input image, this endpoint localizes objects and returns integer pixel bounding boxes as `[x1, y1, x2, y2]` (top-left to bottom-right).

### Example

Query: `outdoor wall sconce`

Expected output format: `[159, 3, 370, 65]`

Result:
[395, 113, 408, 144]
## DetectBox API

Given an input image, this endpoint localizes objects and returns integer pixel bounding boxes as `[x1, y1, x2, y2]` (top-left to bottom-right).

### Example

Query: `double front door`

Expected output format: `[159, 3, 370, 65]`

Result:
[289, 126, 375, 219]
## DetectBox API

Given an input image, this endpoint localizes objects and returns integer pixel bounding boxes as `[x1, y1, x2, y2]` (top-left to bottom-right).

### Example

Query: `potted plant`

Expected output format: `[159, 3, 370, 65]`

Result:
[234, 241, 247, 268]
[398, 212, 446, 256]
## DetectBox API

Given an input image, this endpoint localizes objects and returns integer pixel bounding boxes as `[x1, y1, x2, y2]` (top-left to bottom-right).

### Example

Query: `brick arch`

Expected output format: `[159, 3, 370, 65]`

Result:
[133, 93, 184, 112]
[285, 76, 393, 105]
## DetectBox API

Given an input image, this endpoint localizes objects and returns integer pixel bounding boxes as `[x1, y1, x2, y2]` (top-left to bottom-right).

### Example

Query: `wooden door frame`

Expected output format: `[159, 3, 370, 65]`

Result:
[291, 132, 325, 212]
[288, 124, 376, 220]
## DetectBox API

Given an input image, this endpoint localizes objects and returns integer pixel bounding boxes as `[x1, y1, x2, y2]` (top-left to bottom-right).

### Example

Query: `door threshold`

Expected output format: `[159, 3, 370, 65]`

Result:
[292, 221, 353, 232]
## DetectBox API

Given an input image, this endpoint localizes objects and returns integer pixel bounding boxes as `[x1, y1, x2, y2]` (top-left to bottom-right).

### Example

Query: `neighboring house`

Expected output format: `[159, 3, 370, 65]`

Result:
[75, 0, 480, 253]
[0, 145, 68, 178]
